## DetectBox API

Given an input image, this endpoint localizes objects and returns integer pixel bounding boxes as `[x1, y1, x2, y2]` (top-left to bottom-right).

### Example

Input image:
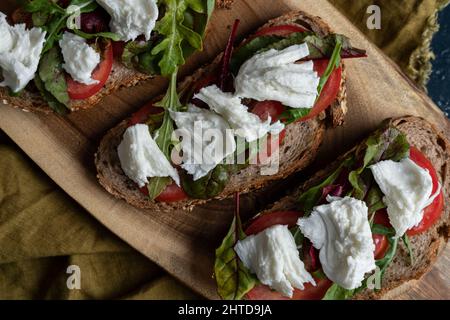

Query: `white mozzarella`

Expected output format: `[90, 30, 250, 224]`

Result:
[194, 85, 284, 142]
[117, 124, 180, 187]
[169, 105, 236, 180]
[234, 44, 320, 109]
[0, 12, 46, 92]
[96, 0, 159, 41]
[235, 224, 315, 298]
[370, 158, 441, 237]
[59, 32, 100, 85]
[298, 196, 376, 290]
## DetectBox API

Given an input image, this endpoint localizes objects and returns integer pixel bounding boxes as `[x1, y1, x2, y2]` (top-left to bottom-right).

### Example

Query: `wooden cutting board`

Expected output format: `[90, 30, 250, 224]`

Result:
[0, 0, 449, 299]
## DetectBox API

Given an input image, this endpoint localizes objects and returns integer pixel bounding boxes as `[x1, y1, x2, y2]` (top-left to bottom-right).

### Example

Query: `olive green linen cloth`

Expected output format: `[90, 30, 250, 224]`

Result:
[0, 0, 448, 299]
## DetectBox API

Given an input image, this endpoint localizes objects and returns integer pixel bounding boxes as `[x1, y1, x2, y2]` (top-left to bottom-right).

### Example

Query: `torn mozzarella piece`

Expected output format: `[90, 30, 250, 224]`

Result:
[117, 124, 180, 187]
[234, 44, 320, 109]
[298, 196, 376, 290]
[59, 32, 100, 85]
[0, 12, 46, 92]
[235, 224, 315, 298]
[370, 158, 441, 237]
[169, 105, 236, 181]
[194, 85, 284, 142]
[96, 0, 158, 41]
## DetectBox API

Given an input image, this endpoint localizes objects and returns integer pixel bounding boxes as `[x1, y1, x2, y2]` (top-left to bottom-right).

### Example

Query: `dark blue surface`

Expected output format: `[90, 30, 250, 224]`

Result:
[428, 6, 450, 117]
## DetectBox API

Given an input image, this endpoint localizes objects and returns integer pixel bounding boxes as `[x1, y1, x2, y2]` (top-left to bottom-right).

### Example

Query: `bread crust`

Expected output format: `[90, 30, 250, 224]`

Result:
[95, 10, 348, 211]
[260, 116, 450, 299]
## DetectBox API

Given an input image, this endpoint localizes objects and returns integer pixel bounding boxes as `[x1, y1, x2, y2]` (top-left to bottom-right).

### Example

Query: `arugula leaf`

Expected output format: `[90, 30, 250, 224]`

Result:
[38, 47, 70, 107]
[298, 158, 353, 215]
[371, 224, 395, 236]
[26, 0, 97, 53]
[402, 234, 415, 266]
[280, 108, 311, 125]
[73, 29, 121, 41]
[146, 70, 182, 200]
[317, 38, 342, 96]
[151, 0, 205, 76]
[214, 215, 257, 300]
[25, 0, 65, 15]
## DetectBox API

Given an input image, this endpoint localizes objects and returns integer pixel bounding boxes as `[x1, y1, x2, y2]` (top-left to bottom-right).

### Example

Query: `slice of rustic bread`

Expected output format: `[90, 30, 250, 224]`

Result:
[0, 61, 151, 113]
[261, 116, 450, 299]
[0, 0, 236, 113]
[95, 10, 348, 211]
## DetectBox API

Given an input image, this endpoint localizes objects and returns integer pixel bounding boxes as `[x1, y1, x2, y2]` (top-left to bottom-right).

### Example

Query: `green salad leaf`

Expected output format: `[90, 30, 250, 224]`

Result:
[322, 283, 356, 300]
[122, 41, 160, 75]
[151, 0, 209, 76]
[35, 47, 70, 114]
[402, 234, 415, 266]
[181, 164, 230, 199]
[317, 37, 342, 96]
[280, 108, 311, 125]
[73, 29, 121, 41]
[26, 0, 98, 54]
[214, 214, 257, 300]
[298, 158, 353, 215]
[34, 75, 68, 115]
[146, 70, 183, 200]
[349, 127, 410, 199]
[38, 47, 70, 105]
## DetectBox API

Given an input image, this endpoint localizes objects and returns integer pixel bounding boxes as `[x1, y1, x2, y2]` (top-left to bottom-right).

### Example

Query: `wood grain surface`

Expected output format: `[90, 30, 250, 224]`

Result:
[0, 0, 448, 299]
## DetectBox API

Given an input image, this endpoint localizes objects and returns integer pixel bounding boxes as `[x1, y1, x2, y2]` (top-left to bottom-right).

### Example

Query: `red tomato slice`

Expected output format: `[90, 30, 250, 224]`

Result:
[250, 100, 287, 163]
[373, 234, 389, 260]
[139, 183, 187, 202]
[372, 210, 390, 260]
[67, 41, 114, 100]
[246, 278, 332, 300]
[155, 183, 188, 202]
[129, 102, 164, 126]
[245, 211, 302, 236]
[372, 147, 444, 237]
[297, 60, 342, 122]
[407, 147, 444, 236]
[253, 24, 307, 37]
[251, 100, 285, 122]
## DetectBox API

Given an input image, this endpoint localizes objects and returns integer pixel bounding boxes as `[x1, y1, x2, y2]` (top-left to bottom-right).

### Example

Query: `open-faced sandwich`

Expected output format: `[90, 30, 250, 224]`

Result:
[0, 0, 214, 114]
[95, 11, 367, 211]
[214, 116, 449, 300]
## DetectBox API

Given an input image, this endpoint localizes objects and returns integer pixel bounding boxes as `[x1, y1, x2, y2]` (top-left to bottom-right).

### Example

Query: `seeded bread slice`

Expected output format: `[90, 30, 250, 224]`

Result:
[95, 10, 348, 211]
[260, 116, 450, 299]
[0, 0, 236, 113]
